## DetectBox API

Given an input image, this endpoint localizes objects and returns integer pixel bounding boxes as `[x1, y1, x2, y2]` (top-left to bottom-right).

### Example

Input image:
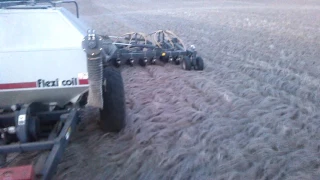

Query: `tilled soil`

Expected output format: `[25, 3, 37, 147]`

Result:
[16, 0, 320, 179]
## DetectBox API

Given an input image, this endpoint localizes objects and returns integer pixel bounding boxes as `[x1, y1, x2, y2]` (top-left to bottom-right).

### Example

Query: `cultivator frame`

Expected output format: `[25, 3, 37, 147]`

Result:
[98, 30, 205, 71]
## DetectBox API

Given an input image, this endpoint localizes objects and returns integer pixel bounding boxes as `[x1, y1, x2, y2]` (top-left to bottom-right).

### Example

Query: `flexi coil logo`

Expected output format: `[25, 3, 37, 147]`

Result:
[0, 73, 89, 90]
[37, 78, 78, 88]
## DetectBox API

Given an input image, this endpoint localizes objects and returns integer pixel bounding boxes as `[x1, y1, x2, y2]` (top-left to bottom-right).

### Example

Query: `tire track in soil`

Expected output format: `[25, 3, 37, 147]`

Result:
[187, 13, 320, 108]
[216, 37, 320, 79]
[218, 52, 320, 104]
[191, 60, 318, 180]
[121, 52, 312, 179]
[201, 53, 318, 112]
[141, 64, 312, 179]
[118, 59, 261, 179]
[118, 66, 203, 179]
[207, 53, 318, 116]
[225, 45, 319, 103]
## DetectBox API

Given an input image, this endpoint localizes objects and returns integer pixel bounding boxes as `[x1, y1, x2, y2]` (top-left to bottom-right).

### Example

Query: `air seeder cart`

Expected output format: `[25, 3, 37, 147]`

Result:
[0, 0, 205, 179]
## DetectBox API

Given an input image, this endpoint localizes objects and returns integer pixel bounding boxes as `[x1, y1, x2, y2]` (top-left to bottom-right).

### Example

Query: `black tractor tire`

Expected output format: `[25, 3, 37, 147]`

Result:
[99, 67, 126, 132]
[194, 56, 204, 71]
[0, 140, 6, 167]
[160, 55, 172, 63]
[139, 58, 147, 67]
[113, 59, 121, 68]
[181, 56, 192, 70]
[174, 57, 181, 65]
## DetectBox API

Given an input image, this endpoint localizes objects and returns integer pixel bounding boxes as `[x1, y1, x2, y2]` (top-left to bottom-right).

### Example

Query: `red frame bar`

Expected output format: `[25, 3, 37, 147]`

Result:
[0, 82, 37, 90]
[0, 165, 35, 180]
[79, 79, 88, 85]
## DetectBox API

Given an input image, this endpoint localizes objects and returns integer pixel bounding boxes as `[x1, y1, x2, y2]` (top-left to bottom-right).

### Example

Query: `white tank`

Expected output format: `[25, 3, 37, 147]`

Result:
[0, 6, 90, 107]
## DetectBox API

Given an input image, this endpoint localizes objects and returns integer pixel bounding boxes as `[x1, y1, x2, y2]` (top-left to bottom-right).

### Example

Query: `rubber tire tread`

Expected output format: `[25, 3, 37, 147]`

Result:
[100, 67, 126, 132]
[182, 56, 192, 70]
[195, 56, 204, 70]
[0, 140, 6, 167]
[139, 58, 147, 66]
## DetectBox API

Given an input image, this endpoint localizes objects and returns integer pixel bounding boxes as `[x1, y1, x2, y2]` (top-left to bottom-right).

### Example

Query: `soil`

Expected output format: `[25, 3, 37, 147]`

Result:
[11, 0, 320, 179]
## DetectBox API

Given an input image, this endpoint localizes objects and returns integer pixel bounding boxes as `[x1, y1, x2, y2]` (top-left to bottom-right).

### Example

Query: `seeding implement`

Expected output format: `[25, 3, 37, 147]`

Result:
[0, 0, 205, 179]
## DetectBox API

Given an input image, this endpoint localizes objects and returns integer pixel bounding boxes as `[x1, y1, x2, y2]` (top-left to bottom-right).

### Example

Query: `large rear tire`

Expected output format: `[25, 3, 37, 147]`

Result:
[0, 140, 6, 167]
[194, 56, 204, 71]
[99, 67, 126, 132]
[181, 56, 192, 70]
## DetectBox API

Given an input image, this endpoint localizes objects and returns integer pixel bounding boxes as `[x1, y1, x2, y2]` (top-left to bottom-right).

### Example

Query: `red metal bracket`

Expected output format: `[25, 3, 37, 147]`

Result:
[0, 165, 35, 180]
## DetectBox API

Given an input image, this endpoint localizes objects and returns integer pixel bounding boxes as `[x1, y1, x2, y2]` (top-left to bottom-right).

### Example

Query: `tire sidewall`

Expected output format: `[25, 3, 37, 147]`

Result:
[99, 67, 126, 132]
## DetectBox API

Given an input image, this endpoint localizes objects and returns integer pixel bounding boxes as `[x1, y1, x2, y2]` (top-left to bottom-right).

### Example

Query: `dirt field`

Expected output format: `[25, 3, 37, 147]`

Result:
[50, 0, 320, 179]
